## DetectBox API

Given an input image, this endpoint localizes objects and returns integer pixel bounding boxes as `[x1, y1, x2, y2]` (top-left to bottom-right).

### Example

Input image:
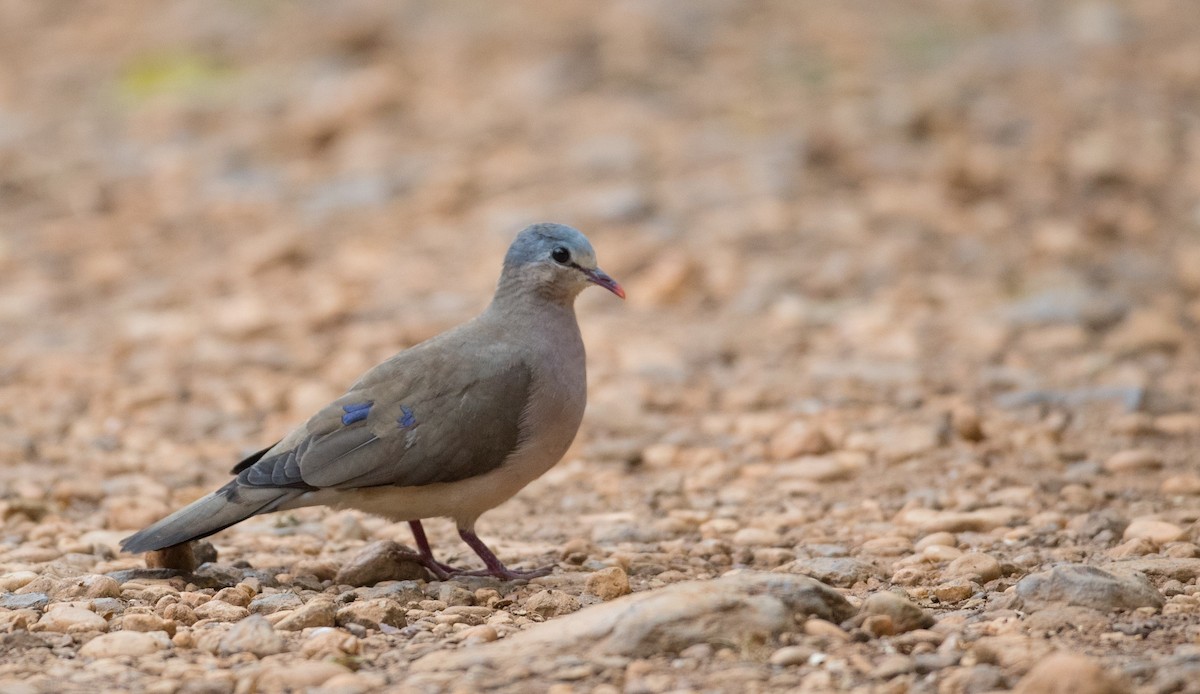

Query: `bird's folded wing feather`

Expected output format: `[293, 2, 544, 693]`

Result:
[230, 345, 533, 491]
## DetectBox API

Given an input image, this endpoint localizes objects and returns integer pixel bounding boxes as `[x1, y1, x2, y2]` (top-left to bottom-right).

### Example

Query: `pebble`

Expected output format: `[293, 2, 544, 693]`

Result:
[768, 645, 814, 667]
[803, 618, 851, 641]
[218, 615, 285, 657]
[461, 625, 499, 644]
[193, 600, 249, 623]
[35, 606, 107, 633]
[54, 575, 121, 600]
[585, 567, 631, 601]
[273, 598, 337, 631]
[1013, 652, 1130, 694]
[0, 593, 49, 610]
[250, 592, 305, 615]
[946, 552, 1003, 583]
[1014, 564, 1164, 612]
[79, 630, 171, 658]
[122, 613, 177, 637]
[789, 557, 881, 587]
[859, 592, 934, 633]
[731, 527, 780, 547]
[897, 507, 1022, 533]
[1104, 449, 1162, 474]
[933, 579, 977, 603]
[1123, 519, 1185, 545]
[526, 590, 582, 618]
[335, 598, 407, 630]
[769, 422, 831, 459]
[300, 628, 360, 659]
[0, 571, 38, 592]
[1161, 474, 1200, 495]
[254, 662, 351, 690]
[334, 540, 428, 586]
[915, 532, 957, 551]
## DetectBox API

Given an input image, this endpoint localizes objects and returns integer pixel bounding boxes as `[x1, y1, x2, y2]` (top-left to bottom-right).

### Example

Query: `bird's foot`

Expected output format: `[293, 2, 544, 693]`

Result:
[450, 564, 553, 581]
[407, 554, 470, 581]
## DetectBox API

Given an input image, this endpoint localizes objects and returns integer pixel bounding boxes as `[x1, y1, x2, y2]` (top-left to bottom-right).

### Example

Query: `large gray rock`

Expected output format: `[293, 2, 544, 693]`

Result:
[413, 571, 853, 671]
[334, 541, 428, 587]
[1014, 564, 1163, 612]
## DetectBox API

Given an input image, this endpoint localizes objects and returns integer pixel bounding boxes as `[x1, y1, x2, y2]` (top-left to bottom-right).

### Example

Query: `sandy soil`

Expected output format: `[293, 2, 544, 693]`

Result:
[2, 1, 1200, 692]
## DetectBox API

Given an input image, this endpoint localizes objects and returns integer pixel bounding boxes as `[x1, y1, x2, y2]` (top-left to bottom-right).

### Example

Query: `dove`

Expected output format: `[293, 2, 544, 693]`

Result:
[121, 223, 624, 580]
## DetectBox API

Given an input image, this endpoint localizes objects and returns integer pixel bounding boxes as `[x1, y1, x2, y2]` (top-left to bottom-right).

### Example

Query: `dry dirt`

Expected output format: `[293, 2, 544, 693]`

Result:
[2, 1, 1200, 693]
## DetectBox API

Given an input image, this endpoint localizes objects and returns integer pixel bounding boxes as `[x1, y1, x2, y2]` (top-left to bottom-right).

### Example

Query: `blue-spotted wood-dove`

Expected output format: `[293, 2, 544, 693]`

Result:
[121, 223, 624, 580]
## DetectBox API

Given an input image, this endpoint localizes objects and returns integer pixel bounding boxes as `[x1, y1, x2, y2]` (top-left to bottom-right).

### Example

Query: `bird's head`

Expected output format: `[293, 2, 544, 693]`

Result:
[499, 223, 625, 303]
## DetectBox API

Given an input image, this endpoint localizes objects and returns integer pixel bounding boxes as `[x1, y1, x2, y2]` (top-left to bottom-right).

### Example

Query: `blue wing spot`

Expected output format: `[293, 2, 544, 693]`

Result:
[341, 402, 373, 426]
[398, 405, 416, 429]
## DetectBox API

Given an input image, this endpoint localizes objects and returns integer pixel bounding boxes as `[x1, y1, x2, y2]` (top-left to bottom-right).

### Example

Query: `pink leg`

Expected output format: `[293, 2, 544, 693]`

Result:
[407, 520, 466, 580]
[456, 528, 553, 581]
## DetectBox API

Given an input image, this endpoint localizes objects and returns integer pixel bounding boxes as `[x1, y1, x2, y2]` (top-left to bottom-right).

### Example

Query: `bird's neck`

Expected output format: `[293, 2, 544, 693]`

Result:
[488, 268, 581, 315]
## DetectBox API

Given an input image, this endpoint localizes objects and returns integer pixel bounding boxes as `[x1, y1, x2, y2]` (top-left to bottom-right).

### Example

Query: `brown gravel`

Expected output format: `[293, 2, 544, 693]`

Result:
[3, 1, 1200, 692]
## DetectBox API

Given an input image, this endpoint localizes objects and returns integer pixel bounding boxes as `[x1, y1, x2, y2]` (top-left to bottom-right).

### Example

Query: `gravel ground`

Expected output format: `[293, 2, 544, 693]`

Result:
[3, 2, 1200, 692]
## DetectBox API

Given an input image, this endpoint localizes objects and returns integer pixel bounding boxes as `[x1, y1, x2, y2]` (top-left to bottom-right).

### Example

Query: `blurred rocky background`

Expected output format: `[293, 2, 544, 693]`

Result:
[2, 1, 1200, 692]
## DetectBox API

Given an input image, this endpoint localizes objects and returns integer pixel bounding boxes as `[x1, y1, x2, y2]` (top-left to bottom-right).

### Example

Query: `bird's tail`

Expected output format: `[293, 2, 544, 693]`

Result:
[120, 482, 305, 554]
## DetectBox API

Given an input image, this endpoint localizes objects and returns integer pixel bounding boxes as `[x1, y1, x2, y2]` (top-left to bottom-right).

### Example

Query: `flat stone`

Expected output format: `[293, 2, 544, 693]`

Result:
[412, 572, 854, 671]
[0, 593, 48, 610]
[785, 557, 883, 587]
[1013, 652, 1131, 693]
[273, 598, 337, 631]
[250, 592, 304, 615]
[79, 630, 171, 658]
[334, 541, 428, 587]
[35, 606, 107, 633]
[1105, 559, 1200, 582]
[335, 598, 407, 630]
[1014, 564, 1163, 612]
[218, 615, 285, 657]
[857, 591, 935, 633]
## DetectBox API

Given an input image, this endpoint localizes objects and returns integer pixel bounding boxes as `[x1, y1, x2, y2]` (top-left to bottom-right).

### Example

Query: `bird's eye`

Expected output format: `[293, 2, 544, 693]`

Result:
[551, 247, 571, 264]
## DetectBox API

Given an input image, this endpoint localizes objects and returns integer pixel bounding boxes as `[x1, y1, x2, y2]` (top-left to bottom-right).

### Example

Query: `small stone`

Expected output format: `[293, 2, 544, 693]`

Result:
[1161, 474, 1200, 495]
[933, 579, 977, 603]
[788, 557, 882, 587]
[35, 606, 107, 634]
[317, 673, 386, 694]
[300, 628, 360, 659]
[193, 600, 249, 623]
[55, 575, 121, 600]
[461, 625, 499, 644]
[915, 532, 957, 551]
[732, 527, 780, 547]
[1104, 449, 1162, 474]
[336, 598, 406, 630]
[897, 507, 1022, 533]
[1014, 564, 1163, 612]
[292, 559, 339, 582]
[768, 645, 814, 666]
[335, 541, 428, 587]
[0, 571, 38, 592]
[526, 590, 582, 618]
[274, 598, 337, 631]
[250, 592, 305, 615]
[946, 553, 1003, 583]
[1123, 519, 1185, 545]
[162, 603, 197, 626]
[803, 618, 850, 641]
[212, 587, 252, 608]
[122, 613, 176, 637]
[79, 630, 170, 658]
[254, 662, 351, 690]
[437, 584, 475, 607]
[217, 615, 284, 657]
[586, 567, 631, 601]
[859, 592, 935, 633]
[0, 593, 49, 610]
[769, 422, 831, 459]
[1013, 652, 1130, 694]
[861, 614, 895, 637]
[873, 654, 914, 679]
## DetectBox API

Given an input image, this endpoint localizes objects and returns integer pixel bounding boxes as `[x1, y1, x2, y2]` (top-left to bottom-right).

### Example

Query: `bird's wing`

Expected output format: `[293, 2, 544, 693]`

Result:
[232, 345, 533, 491]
